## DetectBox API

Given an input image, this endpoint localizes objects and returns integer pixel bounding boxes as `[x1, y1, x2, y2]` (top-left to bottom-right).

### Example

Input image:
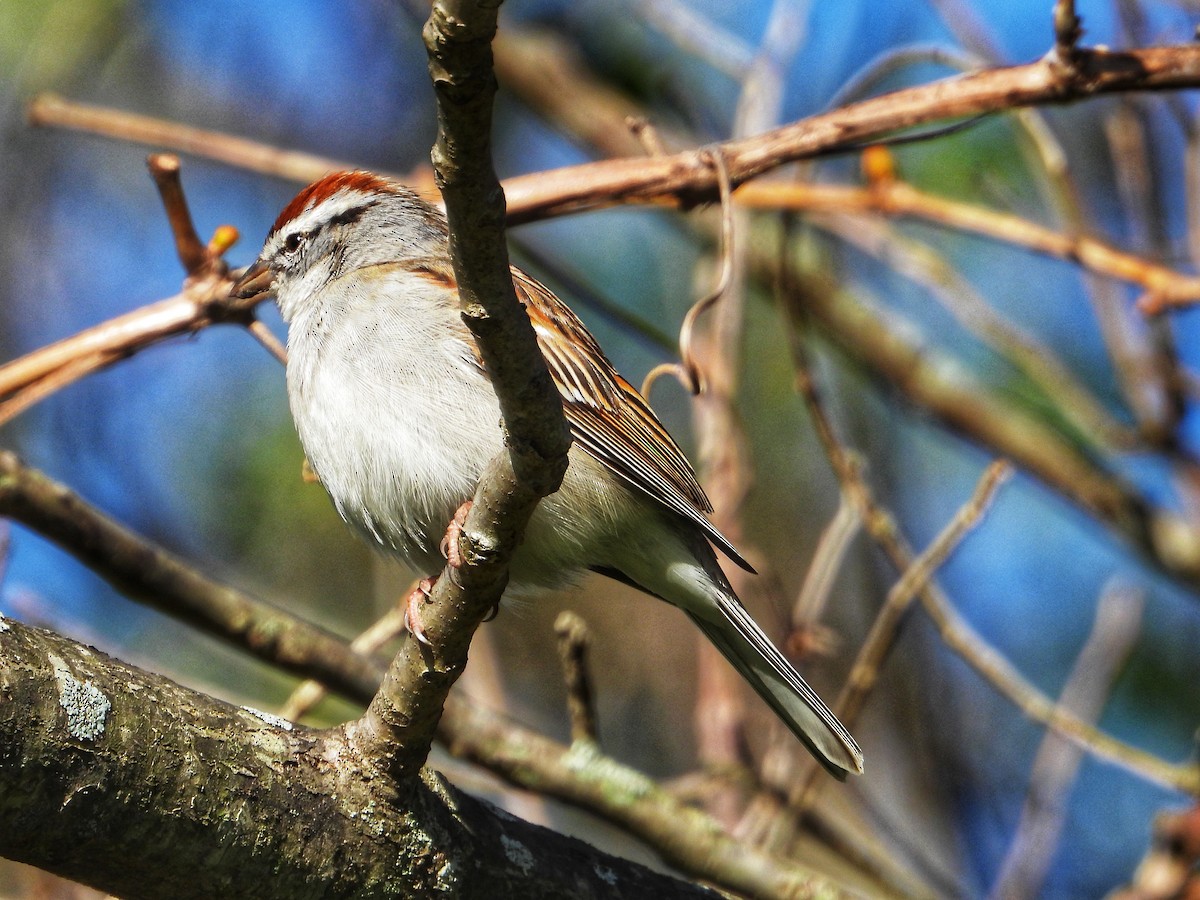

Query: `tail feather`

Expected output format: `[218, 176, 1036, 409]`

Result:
[687, 598, 864, 779]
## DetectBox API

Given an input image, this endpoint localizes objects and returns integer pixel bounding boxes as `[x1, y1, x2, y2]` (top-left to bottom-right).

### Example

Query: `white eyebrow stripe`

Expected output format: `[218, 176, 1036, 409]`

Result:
[265, 190, 376, 255]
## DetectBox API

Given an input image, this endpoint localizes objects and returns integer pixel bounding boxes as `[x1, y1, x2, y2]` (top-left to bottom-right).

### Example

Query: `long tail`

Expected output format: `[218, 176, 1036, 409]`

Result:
[686, 596, 863, 779]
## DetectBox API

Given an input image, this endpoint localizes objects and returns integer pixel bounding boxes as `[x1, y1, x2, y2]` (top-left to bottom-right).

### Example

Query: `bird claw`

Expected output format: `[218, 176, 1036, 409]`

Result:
[409, 503, 489, 644]
[404, 576, 437, 646]
[439, 501, 473, 568]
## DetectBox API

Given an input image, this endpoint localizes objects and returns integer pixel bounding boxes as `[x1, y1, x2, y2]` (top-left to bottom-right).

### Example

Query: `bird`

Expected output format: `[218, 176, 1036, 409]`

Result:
[232, 171, 864, 779]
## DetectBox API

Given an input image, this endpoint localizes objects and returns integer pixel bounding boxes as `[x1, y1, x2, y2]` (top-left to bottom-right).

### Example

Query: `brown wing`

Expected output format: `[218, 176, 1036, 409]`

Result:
[513, 268, 753, 572]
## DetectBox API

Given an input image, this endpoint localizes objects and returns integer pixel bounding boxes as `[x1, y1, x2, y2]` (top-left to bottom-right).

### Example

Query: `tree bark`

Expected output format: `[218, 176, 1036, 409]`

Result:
[0, 617, 712, 898]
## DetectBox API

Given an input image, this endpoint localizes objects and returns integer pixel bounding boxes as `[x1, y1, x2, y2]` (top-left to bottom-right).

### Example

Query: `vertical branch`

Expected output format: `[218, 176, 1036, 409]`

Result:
[1052, 0, 1083, 69]
[347, 0, 571, 781]
[554, 611, 599, 745]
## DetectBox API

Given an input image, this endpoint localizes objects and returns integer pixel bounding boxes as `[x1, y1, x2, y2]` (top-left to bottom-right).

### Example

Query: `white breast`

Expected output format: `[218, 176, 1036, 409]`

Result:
[283, 267, 503, 574]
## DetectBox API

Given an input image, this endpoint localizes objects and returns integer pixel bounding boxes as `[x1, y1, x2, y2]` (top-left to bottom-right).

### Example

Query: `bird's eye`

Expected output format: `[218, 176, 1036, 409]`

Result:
[283, 233, 303, 254]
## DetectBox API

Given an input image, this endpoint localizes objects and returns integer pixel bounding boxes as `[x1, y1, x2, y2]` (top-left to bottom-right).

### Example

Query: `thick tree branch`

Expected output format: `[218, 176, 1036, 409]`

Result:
[0, 618, 713, 899]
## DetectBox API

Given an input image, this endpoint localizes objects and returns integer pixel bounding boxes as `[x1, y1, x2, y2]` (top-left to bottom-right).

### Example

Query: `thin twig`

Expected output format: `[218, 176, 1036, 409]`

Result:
[918, 575, 1196, 793]
[1101, 100, 1189, 454]
[246, 318, 288, 365]
[0, 281, 242, 427]
[553, 611, 599, 745]
[779, 310, 1199, 795]
[0, 159, 281, 427]
[642, 147, 735, 399]
[27, 93, 360, 186]
[734, 178, 1200, 310]
[813, 207, 1131, 450]
[791, 484, 862, 630]
[634, 0, 755, 80]
[147, 153, 211, 275]
[990, 581, 1145, 899]
[627, 116, 668, 157]
[794, 460, 1013, 812]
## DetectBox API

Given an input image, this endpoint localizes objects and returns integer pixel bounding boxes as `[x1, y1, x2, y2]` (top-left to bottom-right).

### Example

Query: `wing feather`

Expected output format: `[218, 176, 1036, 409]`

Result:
[513, 269, 753, 572]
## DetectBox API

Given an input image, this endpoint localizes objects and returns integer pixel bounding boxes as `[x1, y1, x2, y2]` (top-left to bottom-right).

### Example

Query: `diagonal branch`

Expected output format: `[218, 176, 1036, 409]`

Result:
[346, 0, 572, 782]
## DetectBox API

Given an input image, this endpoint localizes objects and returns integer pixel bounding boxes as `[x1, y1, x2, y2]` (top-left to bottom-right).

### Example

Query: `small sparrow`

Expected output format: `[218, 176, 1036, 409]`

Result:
[232, 172, 863, 779]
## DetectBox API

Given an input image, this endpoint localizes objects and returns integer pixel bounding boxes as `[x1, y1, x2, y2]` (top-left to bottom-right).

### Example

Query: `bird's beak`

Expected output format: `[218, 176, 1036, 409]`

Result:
[230, 258, 274, 301]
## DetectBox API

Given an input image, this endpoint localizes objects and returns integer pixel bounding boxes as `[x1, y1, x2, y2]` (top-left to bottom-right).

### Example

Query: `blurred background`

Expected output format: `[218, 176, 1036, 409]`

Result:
[2, 1, 1200, 897]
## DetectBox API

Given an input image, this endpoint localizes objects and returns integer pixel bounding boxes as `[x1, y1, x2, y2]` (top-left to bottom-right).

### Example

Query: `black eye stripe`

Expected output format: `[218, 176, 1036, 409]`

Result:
[329, 199, 377, 229]
[279, 198, 377, 255]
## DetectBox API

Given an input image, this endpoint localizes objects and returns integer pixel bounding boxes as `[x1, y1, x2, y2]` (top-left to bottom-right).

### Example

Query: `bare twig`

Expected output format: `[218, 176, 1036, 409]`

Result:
[918, 577, 1196, 793]
[634, 0, 755, 80]
[990, 581, 1145, 899]
[27, 93, 360, 186]
[628, 116, 669, 157]
[146, 154, 212, 275]
[245, 319, 288, 365]
[813, 209, 1130, 451]
[641, 148, 735, 399]
[500, 43, 1200, 224]
[780, 315, 1199, 795]
[926, 0, 1005, 62]
[0, 279, 251, 428]
[553, 611, 599, 744]
[793, 460, 1013, 812]
[791, 486, 862, 629]
[0, 159, 278, 427]
[734, 178, 1200, 311]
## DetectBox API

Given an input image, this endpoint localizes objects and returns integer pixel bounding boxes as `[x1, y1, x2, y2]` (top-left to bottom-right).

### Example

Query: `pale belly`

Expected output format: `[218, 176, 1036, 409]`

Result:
[286, 327, 651, 594]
